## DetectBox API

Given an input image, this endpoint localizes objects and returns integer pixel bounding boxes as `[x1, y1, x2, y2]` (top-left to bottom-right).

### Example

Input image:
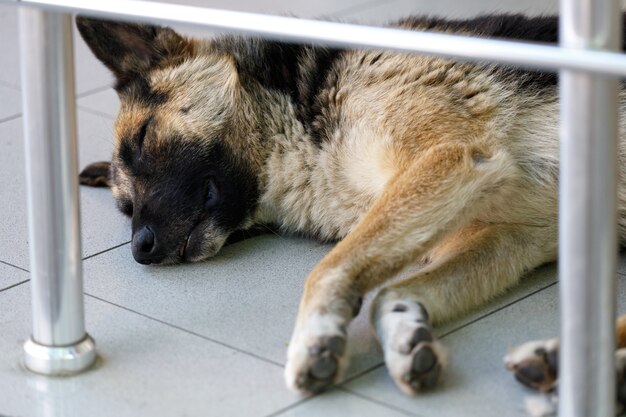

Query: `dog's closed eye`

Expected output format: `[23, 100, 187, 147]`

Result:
[119, 117, 152, 174]
[117, 198, 134, 217]
[206, 178, 219, 209]
[135, 117, 151, 159]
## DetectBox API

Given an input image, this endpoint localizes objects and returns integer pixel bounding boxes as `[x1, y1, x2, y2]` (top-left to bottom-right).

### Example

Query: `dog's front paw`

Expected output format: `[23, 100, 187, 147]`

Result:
[285, 314, 348, 395]
[379, 301, 446, 395]
[504, 338, 559, 392]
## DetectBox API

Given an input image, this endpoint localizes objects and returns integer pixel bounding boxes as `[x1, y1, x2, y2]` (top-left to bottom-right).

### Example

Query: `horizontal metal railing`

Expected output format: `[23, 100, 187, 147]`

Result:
[0, 0, 620, 416]
[0, 0, 625, 76]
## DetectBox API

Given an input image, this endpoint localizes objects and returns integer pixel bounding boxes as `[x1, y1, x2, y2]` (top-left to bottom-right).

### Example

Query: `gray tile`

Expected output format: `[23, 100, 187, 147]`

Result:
[152, 0, 375, 18]
[0, 84, 20, 121]
[81, 229, 560, 381]
[77, 88, 119, 118]
[339, 0, 558, 24]
[343, 273, 626, 417]
[277, 389, 414, 417]
[81, 235, 382, 370]
[0, 113, 129, 270]
[0, 262, 28, 292]
[0, 283, 299, 417]
[82, 234, 383, 379]
[0, 6, 113, 94]
[0, 6, 19, 89]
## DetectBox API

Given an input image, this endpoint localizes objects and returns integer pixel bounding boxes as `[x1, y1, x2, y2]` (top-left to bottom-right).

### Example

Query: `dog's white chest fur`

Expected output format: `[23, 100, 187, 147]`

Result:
[256, 122, 395, 240]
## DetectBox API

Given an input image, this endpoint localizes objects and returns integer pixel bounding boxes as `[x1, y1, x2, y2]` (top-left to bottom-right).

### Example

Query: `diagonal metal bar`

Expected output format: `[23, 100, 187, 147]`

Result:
[0, 0, 623, 76]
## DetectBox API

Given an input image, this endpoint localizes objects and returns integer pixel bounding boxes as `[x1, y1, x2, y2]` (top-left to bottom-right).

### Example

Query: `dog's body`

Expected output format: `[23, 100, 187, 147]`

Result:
[77, 14, 626, 398]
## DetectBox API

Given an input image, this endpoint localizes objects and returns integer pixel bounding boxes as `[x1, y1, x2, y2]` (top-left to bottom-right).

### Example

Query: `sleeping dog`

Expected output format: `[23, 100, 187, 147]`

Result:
[76, 14, 626, 400]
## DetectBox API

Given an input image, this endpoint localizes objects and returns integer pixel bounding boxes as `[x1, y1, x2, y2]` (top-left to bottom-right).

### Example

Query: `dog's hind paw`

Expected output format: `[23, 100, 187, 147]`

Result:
[377, 300, 446, 395]
[285, 314, 348, 395]
[391, 339, 444, 395]
[504, 338, 559, 392]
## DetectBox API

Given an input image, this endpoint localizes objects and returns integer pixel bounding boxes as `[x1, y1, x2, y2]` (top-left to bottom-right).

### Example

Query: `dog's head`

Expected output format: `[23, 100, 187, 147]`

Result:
[77, 17, 259, 265]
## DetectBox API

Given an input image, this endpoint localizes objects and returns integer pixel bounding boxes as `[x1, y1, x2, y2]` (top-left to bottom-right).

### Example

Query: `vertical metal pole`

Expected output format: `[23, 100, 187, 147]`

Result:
[558, 0, 621, 415]
[19, 8, 96, 375]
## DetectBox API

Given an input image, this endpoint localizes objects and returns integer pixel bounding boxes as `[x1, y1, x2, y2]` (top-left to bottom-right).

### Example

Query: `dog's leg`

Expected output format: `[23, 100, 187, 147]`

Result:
[285, 143, 521, 394]
[372, 223, 554, 395]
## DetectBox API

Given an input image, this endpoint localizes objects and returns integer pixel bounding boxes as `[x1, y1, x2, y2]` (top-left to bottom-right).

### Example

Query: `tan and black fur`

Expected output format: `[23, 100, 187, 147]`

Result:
[77, 14, 626, 399]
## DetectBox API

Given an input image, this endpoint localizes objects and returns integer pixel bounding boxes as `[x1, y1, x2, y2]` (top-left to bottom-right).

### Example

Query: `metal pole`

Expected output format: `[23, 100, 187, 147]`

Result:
[19, 8, 96, 375]
[558, 0, 620, 414]
[1, 0, 626, 77]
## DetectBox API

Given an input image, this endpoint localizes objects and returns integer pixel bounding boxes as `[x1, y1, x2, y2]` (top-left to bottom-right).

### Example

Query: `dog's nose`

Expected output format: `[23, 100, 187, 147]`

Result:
[132, 225, 157, 265]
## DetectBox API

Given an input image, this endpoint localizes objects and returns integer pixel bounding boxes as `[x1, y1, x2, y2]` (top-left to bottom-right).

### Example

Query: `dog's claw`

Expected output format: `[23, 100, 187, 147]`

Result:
[300, 334, 345, 391]
[412, 343, 437, 373]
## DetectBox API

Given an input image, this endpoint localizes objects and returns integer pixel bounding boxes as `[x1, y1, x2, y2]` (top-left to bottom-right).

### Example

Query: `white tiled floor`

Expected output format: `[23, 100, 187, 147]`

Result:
[0, 1, 622, 416]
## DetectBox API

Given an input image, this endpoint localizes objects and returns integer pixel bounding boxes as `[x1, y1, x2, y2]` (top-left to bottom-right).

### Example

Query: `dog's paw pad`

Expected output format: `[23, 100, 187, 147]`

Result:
[504, 339, 558, 392]
[290, 334, 346, 393]
[403, 343, 441, 391]
[286, 313, 349, 396]
[308, 335, 345, 379]
[386, 324, 444, 395]
[377, 299, 445, 395]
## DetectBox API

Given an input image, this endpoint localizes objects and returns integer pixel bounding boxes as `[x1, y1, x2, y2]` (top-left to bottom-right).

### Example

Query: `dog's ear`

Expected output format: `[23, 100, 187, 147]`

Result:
[76, 16, 193, 88]
[79, 161, 111, 187]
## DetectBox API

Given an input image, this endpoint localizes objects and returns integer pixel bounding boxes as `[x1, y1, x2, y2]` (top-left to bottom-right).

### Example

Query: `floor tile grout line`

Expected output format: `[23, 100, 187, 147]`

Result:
[337, 387, 424, 417]
[0, 242, 131, 271]
[0, 259, 28, 273]
[76, 85, 112, 98]
[83, 241, 131, 261]
[339, 362, 385, 387]
[0, 82, 111, 98]
[264, 387, 421, 417]
[337, 280, 560, 391]
[0, 279, 30, 293]
[437, 280, 559, 339]
[0, 240, 133, 289]
[0, 113, 21, 124]
[84, 292, 286, 368]
[77, 106, 116, 120]
[0, 103, 117, 125]
[262, 393, 321, 417]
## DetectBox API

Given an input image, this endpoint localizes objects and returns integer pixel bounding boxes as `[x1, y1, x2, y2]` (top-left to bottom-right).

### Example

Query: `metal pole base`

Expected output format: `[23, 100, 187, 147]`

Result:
[24, 334, 96, 376]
